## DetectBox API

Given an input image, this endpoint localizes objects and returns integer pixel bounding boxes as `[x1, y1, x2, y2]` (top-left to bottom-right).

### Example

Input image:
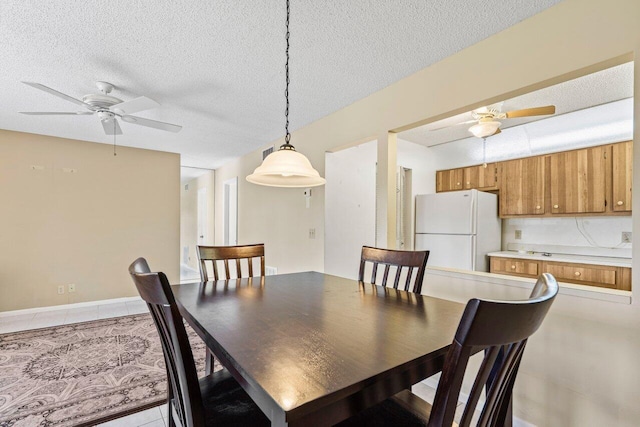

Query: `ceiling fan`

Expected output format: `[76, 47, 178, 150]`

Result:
[434, 102, 556, 138]
[20, 81, 182, 135]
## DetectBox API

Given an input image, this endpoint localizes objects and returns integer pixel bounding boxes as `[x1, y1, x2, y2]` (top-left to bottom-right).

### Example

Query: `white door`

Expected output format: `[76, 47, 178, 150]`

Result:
[415, 234, 475, 271]
[224, 178, 238, 246]
[415, 190, 476, 235]
[197, 187, 207, 244]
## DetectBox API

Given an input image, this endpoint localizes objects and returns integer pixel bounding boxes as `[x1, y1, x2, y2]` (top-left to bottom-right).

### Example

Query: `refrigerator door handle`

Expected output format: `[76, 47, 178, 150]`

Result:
[470, 235, 477, 271]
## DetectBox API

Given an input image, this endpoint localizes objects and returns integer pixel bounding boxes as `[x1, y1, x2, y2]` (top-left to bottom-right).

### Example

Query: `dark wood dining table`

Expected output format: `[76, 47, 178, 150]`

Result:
[172, 271, 466, 426]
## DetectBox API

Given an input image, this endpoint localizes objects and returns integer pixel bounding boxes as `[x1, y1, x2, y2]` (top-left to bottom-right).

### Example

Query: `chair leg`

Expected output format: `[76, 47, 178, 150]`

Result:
[167, 392, 177, 427]
[205, 348, 216, 375]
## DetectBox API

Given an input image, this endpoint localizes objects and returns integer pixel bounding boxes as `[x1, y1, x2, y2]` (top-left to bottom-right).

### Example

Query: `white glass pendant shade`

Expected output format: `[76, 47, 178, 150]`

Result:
[469, 120, 501, 138]
[246, 147, 326, 187]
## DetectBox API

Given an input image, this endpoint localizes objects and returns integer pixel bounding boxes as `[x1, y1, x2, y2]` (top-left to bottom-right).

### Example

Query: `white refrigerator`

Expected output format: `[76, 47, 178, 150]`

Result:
[415, 189, 501, 272]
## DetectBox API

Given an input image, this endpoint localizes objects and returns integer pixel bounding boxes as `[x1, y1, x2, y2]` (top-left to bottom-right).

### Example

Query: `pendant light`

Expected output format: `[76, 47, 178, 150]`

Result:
[247, 0, 326, 188]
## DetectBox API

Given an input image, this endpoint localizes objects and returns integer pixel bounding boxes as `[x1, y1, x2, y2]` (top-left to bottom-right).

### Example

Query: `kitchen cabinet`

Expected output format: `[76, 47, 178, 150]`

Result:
[436, 168, 464, 192]
[499, 156, 545, 216]
[612, 141, 632, 212]
[434, 141, 631, 217]
[549, 145, 608, 214]
[436, 164, 498, 192]
[489, 256, 631, 291]
[490, 257, 539, 278]
[464, 163, 498, 190]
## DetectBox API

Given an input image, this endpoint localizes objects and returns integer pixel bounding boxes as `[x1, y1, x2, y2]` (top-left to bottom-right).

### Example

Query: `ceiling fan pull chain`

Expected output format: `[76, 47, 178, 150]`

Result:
[482, 137, 487, 168]
[113, 120, 117, 156]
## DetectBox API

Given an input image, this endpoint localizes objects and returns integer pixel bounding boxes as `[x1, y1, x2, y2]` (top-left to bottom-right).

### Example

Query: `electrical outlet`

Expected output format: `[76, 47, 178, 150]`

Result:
[622, 232, 632, 243]
[68, 283, 76, 293]
[57, 285, 65, 295]
[515, 230, 522, 240]
[309, 228, 316, 239]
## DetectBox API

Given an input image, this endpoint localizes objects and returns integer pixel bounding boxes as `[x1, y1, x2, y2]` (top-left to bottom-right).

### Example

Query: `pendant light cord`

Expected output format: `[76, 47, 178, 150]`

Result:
[281, 0, 294, 150]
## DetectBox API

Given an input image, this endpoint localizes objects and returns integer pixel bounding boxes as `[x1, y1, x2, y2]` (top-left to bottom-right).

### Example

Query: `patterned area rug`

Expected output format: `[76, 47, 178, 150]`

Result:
[0, 314, 217, 427]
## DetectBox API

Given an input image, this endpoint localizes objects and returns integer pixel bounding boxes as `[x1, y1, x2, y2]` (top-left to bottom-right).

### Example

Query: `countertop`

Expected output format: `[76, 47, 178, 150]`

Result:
[487, 251, 632, 268]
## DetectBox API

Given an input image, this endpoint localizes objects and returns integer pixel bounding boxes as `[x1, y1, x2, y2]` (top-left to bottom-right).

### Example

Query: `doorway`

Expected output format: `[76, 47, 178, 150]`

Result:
[224, 177, 238, 246]
[197, 187, 208, 245]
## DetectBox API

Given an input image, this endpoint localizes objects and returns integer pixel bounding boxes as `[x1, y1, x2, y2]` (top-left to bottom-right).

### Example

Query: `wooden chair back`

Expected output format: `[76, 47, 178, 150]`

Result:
[128, 258, 205, 427]
[358, 246, 429, 293]
[428, 273, 558, 427]
[197, 244, 265, 281]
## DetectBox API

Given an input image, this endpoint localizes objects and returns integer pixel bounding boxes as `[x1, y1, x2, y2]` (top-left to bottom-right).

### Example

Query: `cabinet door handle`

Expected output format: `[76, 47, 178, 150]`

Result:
[574, 271, 581, 277]
[535, 205, 541, 210]
[456, 182, 461, 186]
[553, 204, 559, 209]
[617, 201, 624, 206]
[511, 265, 516, 269]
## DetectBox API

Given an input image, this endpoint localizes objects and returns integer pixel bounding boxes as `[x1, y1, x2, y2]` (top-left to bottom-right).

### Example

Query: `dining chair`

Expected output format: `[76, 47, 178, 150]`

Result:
[128, 258, 269, 427]
[337, 273, 558, 427]
[358, 246, 430, 294]
[197, 244, 265, 281]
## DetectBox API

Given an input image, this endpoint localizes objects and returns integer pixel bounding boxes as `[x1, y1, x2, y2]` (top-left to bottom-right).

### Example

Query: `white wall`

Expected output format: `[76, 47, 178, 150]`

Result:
[503, 216, 632, 257]
[397, 139, 438, 249]
[325, 141, 377, 279]
[325, 139, 436, 278]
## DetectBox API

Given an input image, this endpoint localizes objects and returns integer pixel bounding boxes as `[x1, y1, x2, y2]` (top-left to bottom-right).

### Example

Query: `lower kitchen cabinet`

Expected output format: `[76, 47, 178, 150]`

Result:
[490, 257, 539, 277]
[489, 256, 631, 291]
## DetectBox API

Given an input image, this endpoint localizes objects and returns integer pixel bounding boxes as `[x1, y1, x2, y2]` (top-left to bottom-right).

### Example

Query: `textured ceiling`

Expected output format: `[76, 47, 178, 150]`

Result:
[400, 62, 635, 147]
[0, 0, 560, 169]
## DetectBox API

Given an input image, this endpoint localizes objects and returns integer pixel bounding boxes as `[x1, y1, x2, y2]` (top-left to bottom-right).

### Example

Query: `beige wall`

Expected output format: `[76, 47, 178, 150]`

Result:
[0, 130, 180, 311]
[180, 171, 215, 270]
[212, 0, 640, 425]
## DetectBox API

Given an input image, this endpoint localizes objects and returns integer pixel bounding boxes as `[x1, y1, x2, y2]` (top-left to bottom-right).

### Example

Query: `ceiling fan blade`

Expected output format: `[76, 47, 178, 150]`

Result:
[22, 82, 90, 108]
[505, 105, 556, 119]
[429, 119, 477, 131]
[110, 96, 160, 115]
[20, 111, 93, 115]
[102, 119, 123, 135]
[121, 115, 182, 133]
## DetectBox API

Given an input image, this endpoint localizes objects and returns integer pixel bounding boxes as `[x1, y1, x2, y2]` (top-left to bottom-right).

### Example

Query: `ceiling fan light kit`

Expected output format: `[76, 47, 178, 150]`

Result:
[247, 0, 325, 188]
[469, 119, 501, 138]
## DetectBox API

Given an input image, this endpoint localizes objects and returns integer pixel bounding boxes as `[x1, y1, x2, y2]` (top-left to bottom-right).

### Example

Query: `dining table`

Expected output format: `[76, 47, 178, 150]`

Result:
[172, 271, 466, 426]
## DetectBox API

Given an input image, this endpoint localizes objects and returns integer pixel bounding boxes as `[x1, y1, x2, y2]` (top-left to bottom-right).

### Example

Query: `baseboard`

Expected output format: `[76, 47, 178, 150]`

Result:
[0, 296, 142, 318]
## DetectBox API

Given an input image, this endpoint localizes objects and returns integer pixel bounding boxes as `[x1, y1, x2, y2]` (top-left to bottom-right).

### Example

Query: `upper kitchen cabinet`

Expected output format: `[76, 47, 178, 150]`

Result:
[436, 163, 499, 192]
[549, 145, 608, 214]
[499, 156, 545, 216]
[464, 163, 498, 191]
[612, 141, 633, 212]
[436, 168, 464, 192]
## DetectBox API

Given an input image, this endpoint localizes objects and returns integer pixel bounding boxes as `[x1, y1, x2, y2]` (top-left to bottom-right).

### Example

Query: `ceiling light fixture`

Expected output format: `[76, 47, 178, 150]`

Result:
[469, 119, 501, 138]
[247, 0, 325, 188]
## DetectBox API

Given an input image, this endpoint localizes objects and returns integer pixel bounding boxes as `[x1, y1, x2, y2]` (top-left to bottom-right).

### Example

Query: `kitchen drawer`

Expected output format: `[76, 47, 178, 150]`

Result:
[490, 257, 539, 277]
[489, 256, 632, 291]
[543, 262, 618, 289]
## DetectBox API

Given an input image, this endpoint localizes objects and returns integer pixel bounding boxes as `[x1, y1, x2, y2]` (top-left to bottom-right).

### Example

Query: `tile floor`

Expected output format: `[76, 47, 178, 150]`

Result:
[0, 300, 467, 427]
